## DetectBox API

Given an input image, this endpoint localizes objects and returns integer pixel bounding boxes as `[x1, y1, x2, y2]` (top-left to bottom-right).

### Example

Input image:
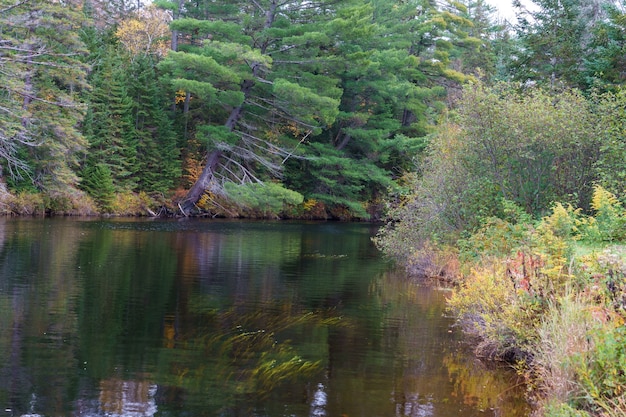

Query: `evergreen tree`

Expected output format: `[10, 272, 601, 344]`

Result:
[0, 0, 89, 193]
[81, 163, 116, 211]
[454, 0, 502, 79]
[286, 0, 479, 217]
[511, 0, 608, 89]
[157, 0, 344, 214]
[82, 45, 138, 191]
[584, 1, 626, 90]
[127, 55, 180, 193]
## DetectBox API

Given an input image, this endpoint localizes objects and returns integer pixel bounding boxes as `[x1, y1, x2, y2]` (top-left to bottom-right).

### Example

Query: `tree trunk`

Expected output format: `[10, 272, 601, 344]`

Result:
[179, 150, 221, 215]
[179, 3, 277, 215]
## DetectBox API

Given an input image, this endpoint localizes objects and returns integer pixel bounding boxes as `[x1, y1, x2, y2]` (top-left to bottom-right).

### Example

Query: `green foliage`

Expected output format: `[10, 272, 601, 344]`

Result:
[379, 81, 604, 259]
[575, 325, 626, 416]
[541, 202, 585, 240]
[0, 0, 89, 192]
[458, 201, 533, 261]
[460, 82, 600, 212]
[453, 0, 502, 79]
[584, 2, 626, 91]
[443, 191, 626, 417]
[285, 142, 394, 220]
[584, 185, 626, 242]
[511, 0, 589, 89]
[127, 55, 181, 193]
[80, 164, 116, 212]
[272, 79, 340, 130]
[544, 402, 592, 417]
[224, 182, 304, 218]
[82, 44, 138, 191]
[595, 88, 626, 197]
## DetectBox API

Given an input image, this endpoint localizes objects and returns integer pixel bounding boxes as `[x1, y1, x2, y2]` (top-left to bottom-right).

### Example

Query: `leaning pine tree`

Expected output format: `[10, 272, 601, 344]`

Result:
[156, 0, 343, 215]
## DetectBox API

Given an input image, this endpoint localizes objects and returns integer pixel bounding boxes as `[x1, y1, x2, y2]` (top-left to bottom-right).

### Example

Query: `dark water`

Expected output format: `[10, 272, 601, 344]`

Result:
[0, 218, 529, 417]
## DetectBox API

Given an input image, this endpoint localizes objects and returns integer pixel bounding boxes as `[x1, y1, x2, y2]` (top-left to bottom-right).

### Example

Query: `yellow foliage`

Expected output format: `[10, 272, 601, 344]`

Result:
[541, 202, 584, 239]
[116, 5, 171, 58]
[448, 262, 542, 358]
[302, 198, 318, 211]
[175, 89, 188, 104]
[591, 185, 621, 213]
[110, 191, 157, 215]
[181, 142, 204, 187]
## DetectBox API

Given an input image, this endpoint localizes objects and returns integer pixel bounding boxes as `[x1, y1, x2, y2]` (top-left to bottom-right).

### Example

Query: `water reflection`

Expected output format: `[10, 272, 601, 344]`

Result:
[0, 218, 529, 417]
[310, 383, 326, 417]
[98, 379, 157, 417]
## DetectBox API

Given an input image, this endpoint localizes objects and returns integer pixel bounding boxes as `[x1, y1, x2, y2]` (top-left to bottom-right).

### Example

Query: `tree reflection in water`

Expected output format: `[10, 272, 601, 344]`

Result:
[98, 379, 157, 417]
[0, 219, 529, 417]
[310, 383, 327, 417]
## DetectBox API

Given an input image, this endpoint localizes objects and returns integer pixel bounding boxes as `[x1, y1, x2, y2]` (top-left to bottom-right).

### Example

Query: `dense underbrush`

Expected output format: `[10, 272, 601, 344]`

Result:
[380, 186, 626, 417]
[0, 182, 370, 220]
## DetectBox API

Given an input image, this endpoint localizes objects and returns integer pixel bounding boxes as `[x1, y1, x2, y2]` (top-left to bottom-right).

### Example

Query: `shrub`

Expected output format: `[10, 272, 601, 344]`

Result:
[574, 325, 626, 417]
[111, 191, 158, 216]
[543, 401, 592, 417]
[532, 295, 599, 406]
[45, 190, 98, 216]
[447, 262, 543, 361]
[224, 182, 304, 218]
[7, 191, 46, 215]
[582, 186, 626, 242]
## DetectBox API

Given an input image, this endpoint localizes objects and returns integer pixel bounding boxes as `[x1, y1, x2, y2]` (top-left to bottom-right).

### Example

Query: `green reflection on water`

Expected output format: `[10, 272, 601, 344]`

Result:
[0, 218, 529, 417]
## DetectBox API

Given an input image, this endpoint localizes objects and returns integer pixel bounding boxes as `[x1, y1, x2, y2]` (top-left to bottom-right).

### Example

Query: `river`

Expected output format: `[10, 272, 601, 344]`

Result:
[0, 218, 529, 416]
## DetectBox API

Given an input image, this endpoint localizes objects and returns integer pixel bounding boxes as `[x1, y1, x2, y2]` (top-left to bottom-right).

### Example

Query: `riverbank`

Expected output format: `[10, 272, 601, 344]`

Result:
[0, 187, 368, 220]
[378, 186, 626, 417]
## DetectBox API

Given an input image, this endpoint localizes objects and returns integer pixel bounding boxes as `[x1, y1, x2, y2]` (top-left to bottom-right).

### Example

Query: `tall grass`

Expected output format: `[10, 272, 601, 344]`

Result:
[532, 293, 599, 407]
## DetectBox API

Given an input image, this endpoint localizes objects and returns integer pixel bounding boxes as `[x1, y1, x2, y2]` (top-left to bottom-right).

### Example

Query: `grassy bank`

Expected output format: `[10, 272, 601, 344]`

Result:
[381, 186, 626, 417]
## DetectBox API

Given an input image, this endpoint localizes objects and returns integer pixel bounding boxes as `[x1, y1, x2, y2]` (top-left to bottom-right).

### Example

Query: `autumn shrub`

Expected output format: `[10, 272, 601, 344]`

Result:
[298, 198, 328, 220]
[532, 294, 599, 407]
[45, 190, 98, 216]
[447, 260, 544, 361]
[573, 324, 626, 417]
[458, 200, 533, 262]
[111, 191, 158, 216]
[405, 241, 460, 281]
[67, 192, 99, 216]
[6, 191, 46, 215]
[224, 182, 304, 218]
[582, 186, 626, 242]
[450, 201, 588, 363]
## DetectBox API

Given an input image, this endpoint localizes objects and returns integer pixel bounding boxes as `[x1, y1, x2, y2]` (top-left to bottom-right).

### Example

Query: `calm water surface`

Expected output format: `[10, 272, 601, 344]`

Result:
[0, 218, 529, 417]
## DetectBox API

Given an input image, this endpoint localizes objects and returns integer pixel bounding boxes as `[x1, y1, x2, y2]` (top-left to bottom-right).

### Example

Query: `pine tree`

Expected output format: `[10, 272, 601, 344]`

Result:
[0, 0, 89, 194]
[157, 0, 344, 214]
[511, 0, 608, 89]
[285, 0, 479, 217]
[81, 163, 116, 211]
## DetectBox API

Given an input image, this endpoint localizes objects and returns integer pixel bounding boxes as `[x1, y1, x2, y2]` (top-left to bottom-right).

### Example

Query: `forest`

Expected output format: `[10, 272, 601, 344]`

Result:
[0, 0, 549, 218]
[3, 0, 626, 415]
[1, 0, 622, 221]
